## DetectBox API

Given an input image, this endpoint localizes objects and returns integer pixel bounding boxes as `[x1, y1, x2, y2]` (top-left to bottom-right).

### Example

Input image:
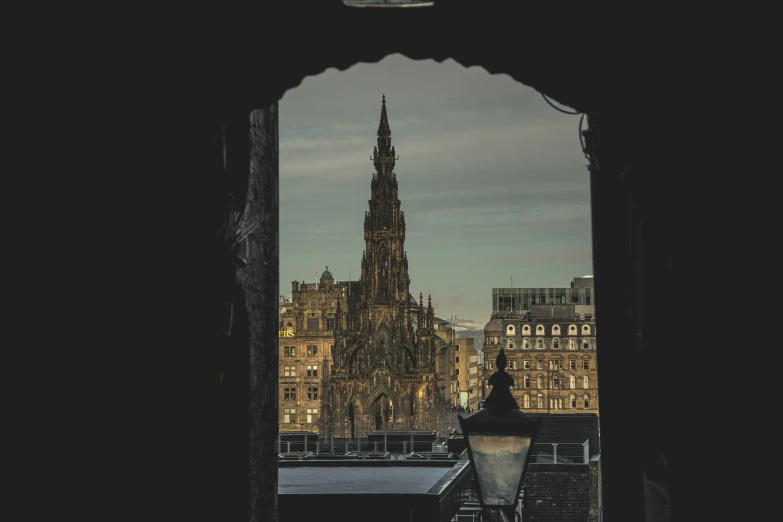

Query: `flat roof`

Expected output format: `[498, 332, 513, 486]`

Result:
[278, 460, 472, 522]
[280, 466, 451, 495]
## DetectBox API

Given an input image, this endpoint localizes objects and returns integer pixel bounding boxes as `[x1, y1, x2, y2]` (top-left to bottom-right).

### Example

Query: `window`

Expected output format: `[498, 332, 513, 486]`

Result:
[455, 345, 460, 351]
[283, 408, 296, 423]
[552, 325, 561, 335]
[550, 398, 563, 409]
[307, 317, 319, 331]
[523, 394, 530, 408]
[522, 325, 530, 334]
[570, 395, 577, 408]
[583, 340, 590, 349]
[455, 356, 460, 364]
[456, 368, 460, 375]
[524, 375, 530, 388]
[523, 360, 530, 369]
[507, 324, 515, 335]
[583, 375, 590, 389]
[536, 325, 544, 335]
[582, 360, 589, 370]
[307, 365, 318, 377]
[523, 339, 530, 349]
[487, 361, 494, 370]
[284, 387, 296, 400]
[569, 360, 576, 370]
[307, 387, 318, 400]
[286, 321, 294, 332]
[537, 375, 544, 389]
[584, 395, 591, 408]
[537, 394, 544, 408]
[306, 408, 318, 423]
[326, 318, 335, 330]
[569, 339, 576, 350]
[284, 365, 296, 377]
[569, 325, 577, 335]
[549, 360, 562, 370]
[307, 345, 318, 357]
[536, 339, 544, 350]
[536, 359, 543, 370]
[553, 338, 560, 349]
[284, 346, 296, 357]
[508, 340, 514, 349]
[552, 375, 560, 389]
[509, 360, 517, 370]
[582, 324, 590, 334]
[570, 375, 576, 389]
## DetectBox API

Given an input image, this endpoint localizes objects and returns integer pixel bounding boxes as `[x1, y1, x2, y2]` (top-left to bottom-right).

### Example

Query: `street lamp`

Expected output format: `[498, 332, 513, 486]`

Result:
[458, 348, 541, 522]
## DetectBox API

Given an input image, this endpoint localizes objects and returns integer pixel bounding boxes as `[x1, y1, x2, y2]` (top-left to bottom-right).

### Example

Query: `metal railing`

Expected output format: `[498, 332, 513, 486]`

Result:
[532, 440, 591, 464]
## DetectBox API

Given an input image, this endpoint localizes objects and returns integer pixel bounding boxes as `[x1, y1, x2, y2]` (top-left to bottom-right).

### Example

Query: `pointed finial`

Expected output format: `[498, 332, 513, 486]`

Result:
[496, 348, 508, 371]
[428, 294, 432, 307]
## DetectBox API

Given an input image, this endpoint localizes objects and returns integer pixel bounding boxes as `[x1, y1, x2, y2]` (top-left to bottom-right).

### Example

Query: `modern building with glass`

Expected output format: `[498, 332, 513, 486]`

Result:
[491, 276, 595, 321]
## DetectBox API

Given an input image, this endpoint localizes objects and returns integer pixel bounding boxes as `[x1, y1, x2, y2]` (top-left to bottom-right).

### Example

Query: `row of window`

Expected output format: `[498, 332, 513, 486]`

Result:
[521, 394, 593, 409]
[487, 337, 594, 350]
[283, 407, 319, 424]
[283, 365, 319, 377]
[506, 374, 591, 390]
[282, 345, 327, 357]
[508, 324, 591, 336]
[282, 386, 319, 401]
[487, 359, 590, 371]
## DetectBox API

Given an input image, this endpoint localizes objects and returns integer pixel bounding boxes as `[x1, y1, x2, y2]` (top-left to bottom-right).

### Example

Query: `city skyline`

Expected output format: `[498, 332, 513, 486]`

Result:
[279, 54, 593, 323]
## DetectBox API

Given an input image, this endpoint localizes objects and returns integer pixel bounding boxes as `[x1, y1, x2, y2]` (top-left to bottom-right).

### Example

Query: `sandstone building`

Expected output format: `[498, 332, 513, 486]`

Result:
[483, 278, 599, 414]
[279, 96, 441, 437]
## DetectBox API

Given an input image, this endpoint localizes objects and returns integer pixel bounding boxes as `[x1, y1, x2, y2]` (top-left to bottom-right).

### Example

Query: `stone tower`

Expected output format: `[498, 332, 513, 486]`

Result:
[328, 95, 438, 438]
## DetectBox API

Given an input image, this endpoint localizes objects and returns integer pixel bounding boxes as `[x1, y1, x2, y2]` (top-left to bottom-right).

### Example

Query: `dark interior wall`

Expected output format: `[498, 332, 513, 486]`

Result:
[50, 2, 730, 522]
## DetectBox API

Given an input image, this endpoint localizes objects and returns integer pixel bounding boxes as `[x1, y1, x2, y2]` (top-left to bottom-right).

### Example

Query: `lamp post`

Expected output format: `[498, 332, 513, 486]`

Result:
[458, 348, 541, 522]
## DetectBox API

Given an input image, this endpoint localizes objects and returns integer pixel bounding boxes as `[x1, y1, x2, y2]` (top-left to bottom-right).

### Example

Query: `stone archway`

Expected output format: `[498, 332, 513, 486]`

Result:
[371, 393, 393, 431]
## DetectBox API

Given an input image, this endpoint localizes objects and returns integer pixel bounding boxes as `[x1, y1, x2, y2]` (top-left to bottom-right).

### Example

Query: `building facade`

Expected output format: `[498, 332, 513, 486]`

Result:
[279, 96, 441, 436]
[483, 295, 598, 414]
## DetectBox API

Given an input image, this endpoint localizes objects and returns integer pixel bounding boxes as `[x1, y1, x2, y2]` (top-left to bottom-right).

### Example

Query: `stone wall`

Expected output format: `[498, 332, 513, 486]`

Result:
[522, 464, 590, 522]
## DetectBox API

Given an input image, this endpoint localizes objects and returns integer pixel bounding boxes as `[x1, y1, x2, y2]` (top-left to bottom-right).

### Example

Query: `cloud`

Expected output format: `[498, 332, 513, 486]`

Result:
[279, 54, 593, 323]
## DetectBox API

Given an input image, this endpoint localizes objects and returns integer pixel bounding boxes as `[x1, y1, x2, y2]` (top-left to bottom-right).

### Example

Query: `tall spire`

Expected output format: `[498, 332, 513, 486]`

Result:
[373, 94, 396, 176]
[378, 93, 391, 143]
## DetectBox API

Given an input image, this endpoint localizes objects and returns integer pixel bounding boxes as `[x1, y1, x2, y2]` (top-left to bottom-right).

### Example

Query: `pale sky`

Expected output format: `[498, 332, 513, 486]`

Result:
[279, 54, 593, 324]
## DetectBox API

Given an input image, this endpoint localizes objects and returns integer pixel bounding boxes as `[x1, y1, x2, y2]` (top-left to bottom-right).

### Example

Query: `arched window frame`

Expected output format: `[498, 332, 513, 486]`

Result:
[568, 324, 577, 335]
[523, 394, 530, 408]
[570, 394, 577, 408]
[583, 395, 591, 409]
[522, 324, 530, 335]
[537, 375, 544, 389]
[582, 324, 591, 334]
[552, 325, 561, 335]
[569, 339, 576, 350]
[536, 338, 544, 350]
[570, 375, 576, 389]
[536, 324, 544, 335]
[583, 375, 590, 389]
[506, 324, 515, 335]
[523, 338, 530, 349]
[553, 338, 560, 349]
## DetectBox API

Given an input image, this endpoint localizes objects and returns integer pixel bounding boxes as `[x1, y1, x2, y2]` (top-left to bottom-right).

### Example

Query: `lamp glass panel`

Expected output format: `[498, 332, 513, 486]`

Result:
[469, 434, 532, 506]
